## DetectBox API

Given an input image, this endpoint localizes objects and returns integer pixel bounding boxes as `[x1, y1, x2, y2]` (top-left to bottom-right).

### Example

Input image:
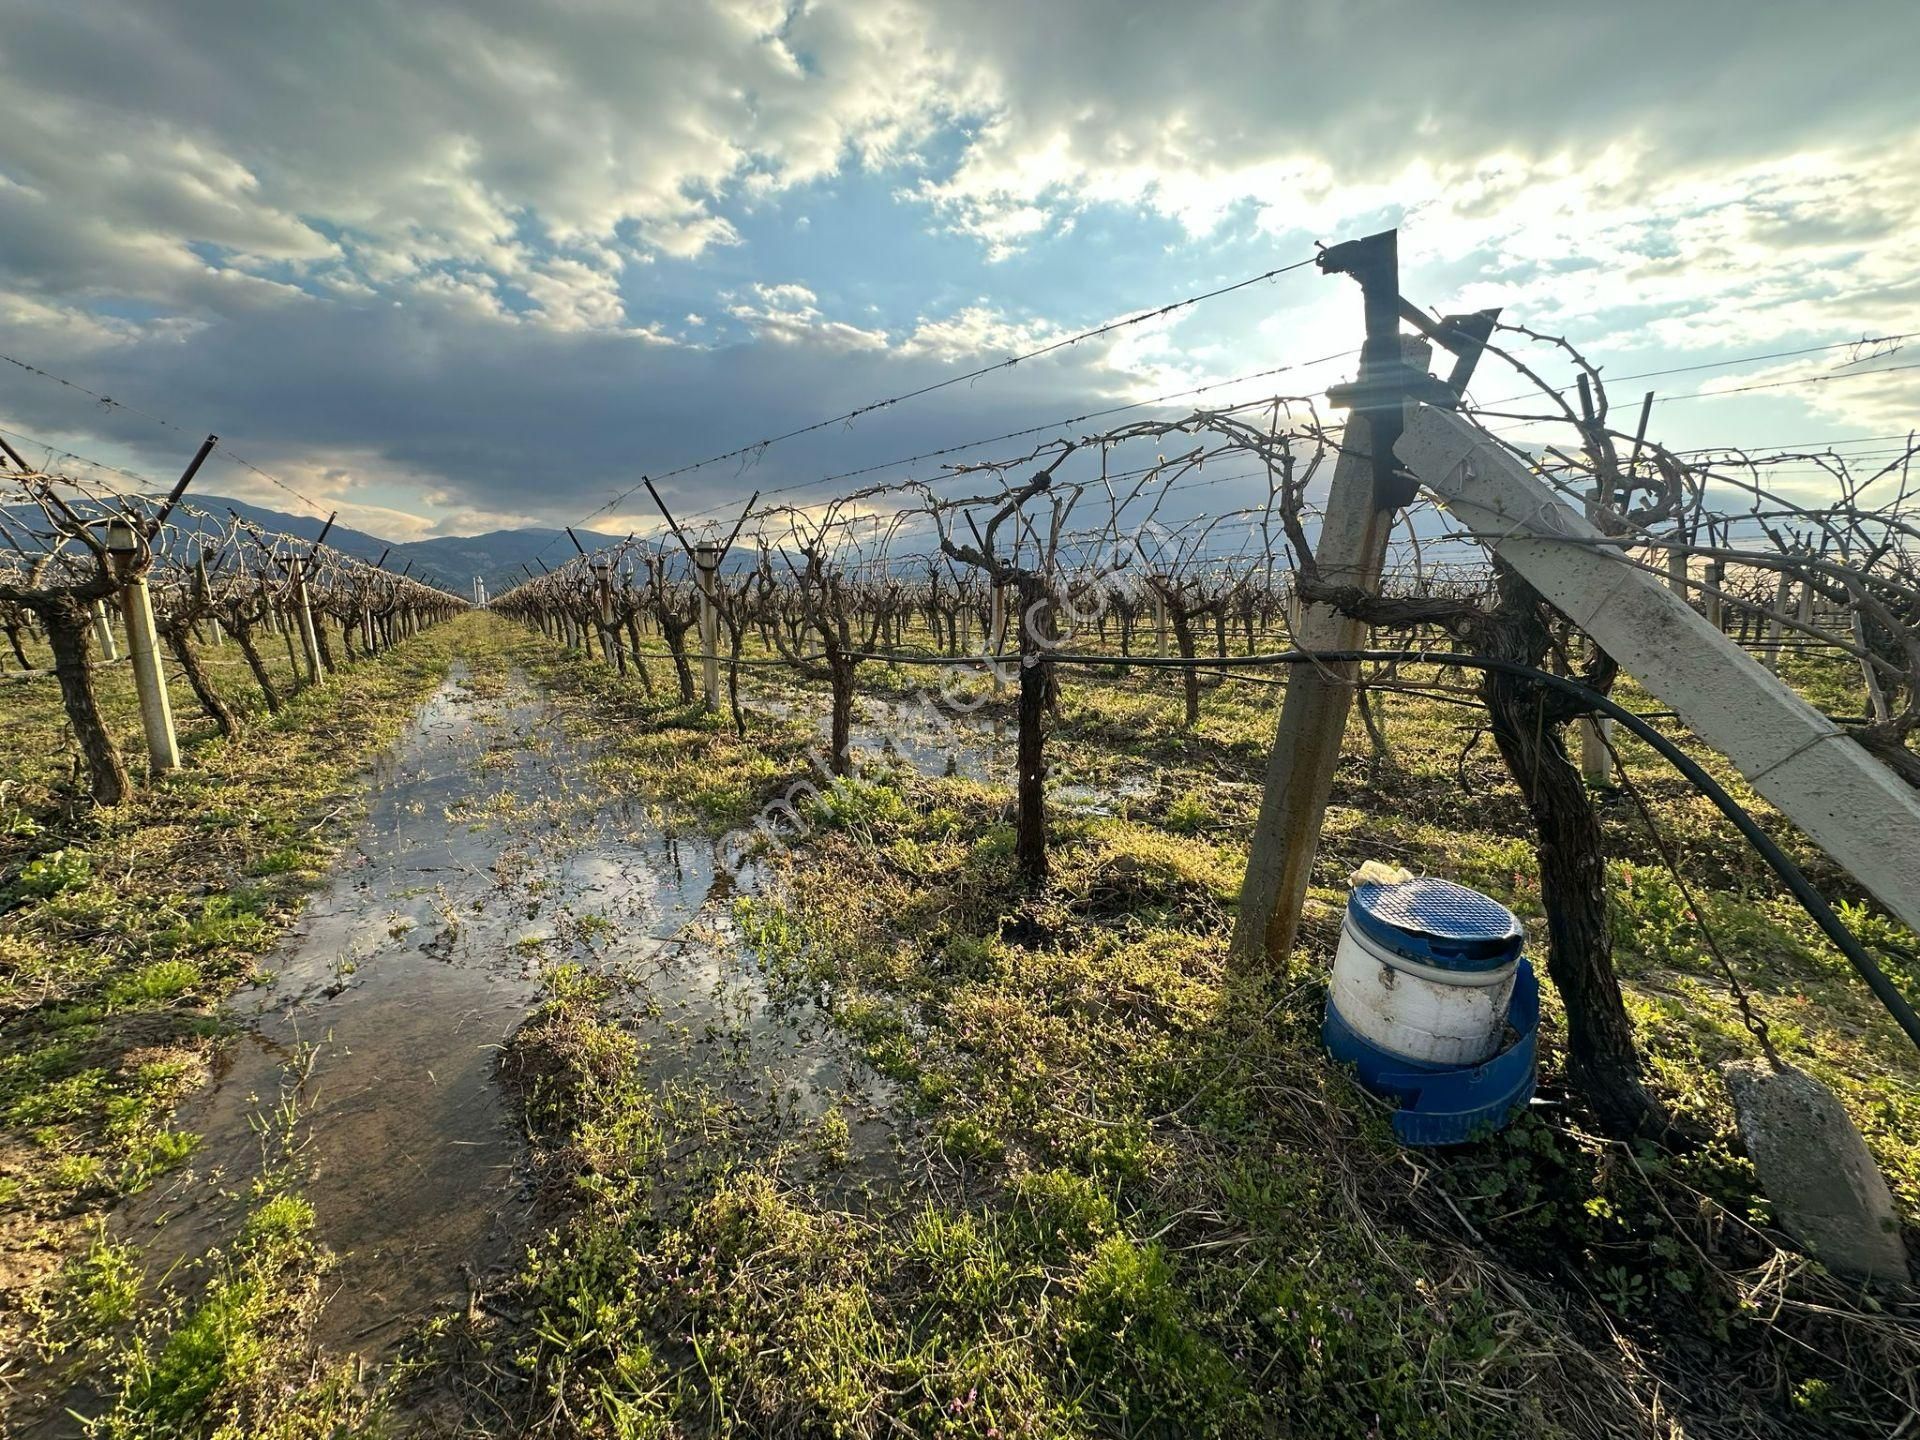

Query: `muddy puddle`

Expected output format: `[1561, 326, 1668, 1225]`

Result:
[71, 665, 901, 1417]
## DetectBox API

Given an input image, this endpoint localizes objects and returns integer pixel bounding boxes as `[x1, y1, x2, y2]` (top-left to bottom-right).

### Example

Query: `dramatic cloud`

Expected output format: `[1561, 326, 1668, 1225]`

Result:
[0, 0, 1915, 539]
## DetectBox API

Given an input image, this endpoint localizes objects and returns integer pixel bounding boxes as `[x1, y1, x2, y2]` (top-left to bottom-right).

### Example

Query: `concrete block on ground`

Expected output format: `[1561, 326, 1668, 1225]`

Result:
[1724, 1059, 1910, 1284]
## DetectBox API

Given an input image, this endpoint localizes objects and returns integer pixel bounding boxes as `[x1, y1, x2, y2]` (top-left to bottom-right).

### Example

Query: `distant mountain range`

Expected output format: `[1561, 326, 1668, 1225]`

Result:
[187, 496, 624, 598]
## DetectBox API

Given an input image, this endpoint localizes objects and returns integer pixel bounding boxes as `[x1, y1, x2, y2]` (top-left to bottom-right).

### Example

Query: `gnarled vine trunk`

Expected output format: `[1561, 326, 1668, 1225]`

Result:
[163, 623, 239, 739]
[231, 623, 284, 714]
[1478, 566, 1660, 1138]
[44, 598, 128, 805]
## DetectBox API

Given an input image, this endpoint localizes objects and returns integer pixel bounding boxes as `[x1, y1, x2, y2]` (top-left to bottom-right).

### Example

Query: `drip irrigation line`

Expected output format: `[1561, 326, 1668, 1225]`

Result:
[1594, 719, 1780, 1060]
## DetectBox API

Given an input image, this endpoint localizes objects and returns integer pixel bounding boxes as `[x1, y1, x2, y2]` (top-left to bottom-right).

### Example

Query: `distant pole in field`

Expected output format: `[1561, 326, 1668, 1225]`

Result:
[1578, 716, 1615, 787]
[90, 600, 119, 662]
[1762, 571, 1792, 673]
[192, 554, 223, 649]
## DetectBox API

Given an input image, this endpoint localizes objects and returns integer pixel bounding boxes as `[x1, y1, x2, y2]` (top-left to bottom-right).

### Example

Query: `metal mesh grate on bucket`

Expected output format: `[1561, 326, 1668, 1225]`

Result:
[1348, 878, 1522, 972]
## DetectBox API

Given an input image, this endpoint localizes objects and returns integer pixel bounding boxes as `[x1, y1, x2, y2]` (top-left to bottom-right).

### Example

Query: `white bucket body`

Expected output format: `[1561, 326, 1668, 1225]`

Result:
[1329, 916, 1516, 1066]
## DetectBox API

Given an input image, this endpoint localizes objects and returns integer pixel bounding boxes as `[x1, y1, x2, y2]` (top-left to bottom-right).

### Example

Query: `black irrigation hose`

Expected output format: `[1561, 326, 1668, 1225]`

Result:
[1037, 645, 1920, 1056]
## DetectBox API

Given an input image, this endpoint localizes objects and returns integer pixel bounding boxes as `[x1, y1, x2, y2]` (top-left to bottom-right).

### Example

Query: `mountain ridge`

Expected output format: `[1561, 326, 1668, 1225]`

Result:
[179, 496, 624, 596]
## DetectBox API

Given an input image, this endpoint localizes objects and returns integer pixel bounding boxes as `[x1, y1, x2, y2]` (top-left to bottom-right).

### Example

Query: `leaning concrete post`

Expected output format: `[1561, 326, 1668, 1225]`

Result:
[695, 541, 722, 711]
[1235, 231, 1425, 964]
[293, 576, 324, 682]
[105, 518, 180, 773]
[91, 600, 119, 662]
[1855, 611, 1893, 725]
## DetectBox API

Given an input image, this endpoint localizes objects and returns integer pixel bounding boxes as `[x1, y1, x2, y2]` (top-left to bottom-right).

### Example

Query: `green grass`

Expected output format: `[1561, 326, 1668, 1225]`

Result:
[12, 613, 1916, 1437]
[431, 618, 1919, 1439]
[0, 616, 465, 1426]
[89, 1184, 377, 1440]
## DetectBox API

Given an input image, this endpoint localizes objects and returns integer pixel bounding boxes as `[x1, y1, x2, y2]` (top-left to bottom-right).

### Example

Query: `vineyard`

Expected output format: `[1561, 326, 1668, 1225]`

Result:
[2, 236, 1918, 1439]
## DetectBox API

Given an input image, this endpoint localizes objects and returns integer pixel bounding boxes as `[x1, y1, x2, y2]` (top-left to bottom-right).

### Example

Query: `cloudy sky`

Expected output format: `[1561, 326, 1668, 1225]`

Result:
[1, 0, 1916, 542]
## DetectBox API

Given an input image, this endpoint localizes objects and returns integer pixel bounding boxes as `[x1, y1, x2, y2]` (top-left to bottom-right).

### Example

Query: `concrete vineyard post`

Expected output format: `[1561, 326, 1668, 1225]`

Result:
[294, 575, 325, 682]
[988, 583, 1007, 693]
[1578, 717, 1614, 787]
[193, 555, 222, 648]
[106, 519, 181, 774]
[90, 600, 119, 662]
[1396, 400, 1920, 940]
[281, 600, 302, 674]
[696, 541, 721, 711]
[1856, 610, 1893, 724]
[1232, 406, 1396, 963]
[1665, 533, 1688, 596]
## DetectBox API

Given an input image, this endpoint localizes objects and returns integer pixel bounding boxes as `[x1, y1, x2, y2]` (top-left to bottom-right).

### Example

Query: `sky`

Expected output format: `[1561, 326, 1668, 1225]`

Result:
[0, 0, 1916, 546]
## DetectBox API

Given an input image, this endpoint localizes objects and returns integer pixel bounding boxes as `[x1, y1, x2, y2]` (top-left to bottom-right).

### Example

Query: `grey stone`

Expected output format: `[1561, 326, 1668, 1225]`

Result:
[1723, 1060, 1910, 1285]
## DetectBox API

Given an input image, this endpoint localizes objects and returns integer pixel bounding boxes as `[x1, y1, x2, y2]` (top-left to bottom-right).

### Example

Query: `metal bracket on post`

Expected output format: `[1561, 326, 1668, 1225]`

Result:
[1318, 232, 1426, 511]
[642, 480, 758, 715]
[1400, 303, 1502, 405]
